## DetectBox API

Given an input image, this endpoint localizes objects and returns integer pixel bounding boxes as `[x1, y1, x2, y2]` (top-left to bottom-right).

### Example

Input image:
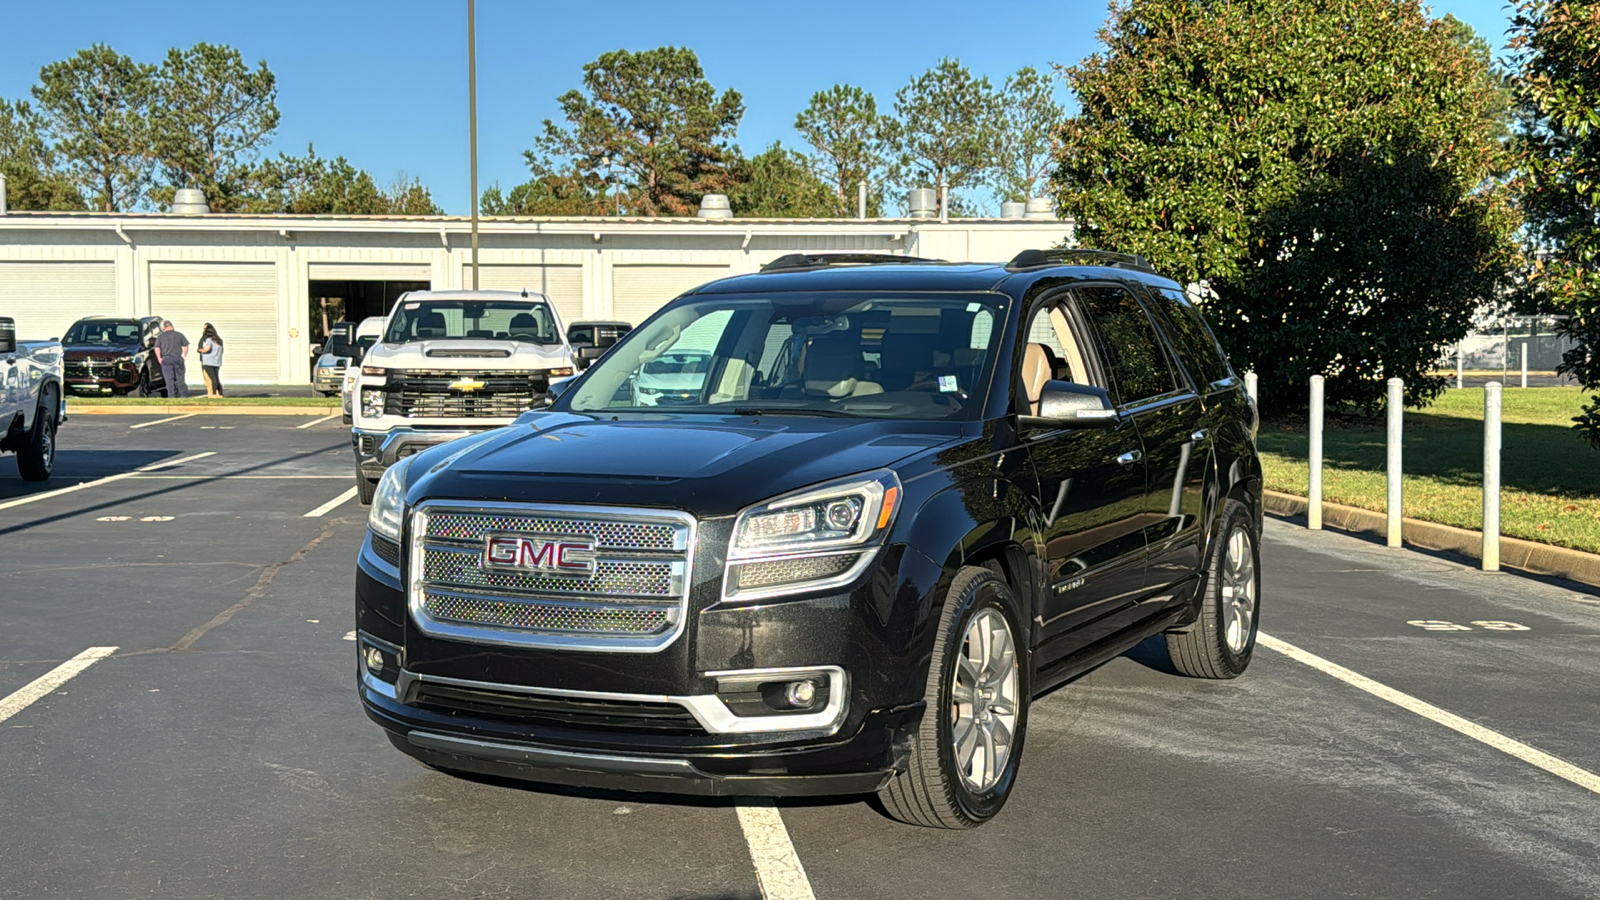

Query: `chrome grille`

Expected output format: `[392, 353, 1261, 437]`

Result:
[383, 369, 548, 419]
[411, 501, 696, 652]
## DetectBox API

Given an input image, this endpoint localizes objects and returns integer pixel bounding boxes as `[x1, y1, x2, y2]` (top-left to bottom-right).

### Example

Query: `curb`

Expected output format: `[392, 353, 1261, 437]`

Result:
[1264, 489, 1600, 589]
[68, 405, 339, 416]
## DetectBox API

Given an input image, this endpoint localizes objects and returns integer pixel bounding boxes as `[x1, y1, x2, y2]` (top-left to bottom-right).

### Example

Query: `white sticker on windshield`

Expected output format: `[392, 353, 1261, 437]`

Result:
[404, 302, 420, 310]
[938, 375, 958, 392]
[966, 302, 981, 312]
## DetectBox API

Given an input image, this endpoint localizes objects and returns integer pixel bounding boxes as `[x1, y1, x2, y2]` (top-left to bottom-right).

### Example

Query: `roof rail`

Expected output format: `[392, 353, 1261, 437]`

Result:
[1007, 248, 1157, 273]
[759, 253, 944, 272]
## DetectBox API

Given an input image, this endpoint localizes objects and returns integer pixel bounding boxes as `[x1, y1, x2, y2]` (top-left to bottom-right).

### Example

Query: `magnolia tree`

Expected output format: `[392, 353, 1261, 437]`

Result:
[1054, 0, 1518, 412]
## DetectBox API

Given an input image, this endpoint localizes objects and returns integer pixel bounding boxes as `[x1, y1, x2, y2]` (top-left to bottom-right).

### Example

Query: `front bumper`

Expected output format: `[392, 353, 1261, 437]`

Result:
[351, 427, 476, 479]
[355, 522, 946, 797]
[314, 368, 346, 393]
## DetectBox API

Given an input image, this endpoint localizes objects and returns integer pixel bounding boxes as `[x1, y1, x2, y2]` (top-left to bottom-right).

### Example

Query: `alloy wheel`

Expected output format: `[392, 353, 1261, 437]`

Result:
[1221, 526, 1257, 654]
[949, 608, 1020, 793]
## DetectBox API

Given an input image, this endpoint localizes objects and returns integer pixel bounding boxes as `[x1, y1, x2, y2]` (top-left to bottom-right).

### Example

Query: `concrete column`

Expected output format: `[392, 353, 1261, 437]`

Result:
[1386, 377, 1403, 548]
[1521, 343, 1529, 388]
[1456, 345, 1464, 389]
[1244, 371, 1258, 404]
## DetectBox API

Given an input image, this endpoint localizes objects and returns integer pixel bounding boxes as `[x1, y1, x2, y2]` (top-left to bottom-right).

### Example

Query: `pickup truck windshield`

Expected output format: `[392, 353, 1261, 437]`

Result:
[64, 321, 140, 345]
[564, 292, 1006, 420]
[384, 300, 561, 345]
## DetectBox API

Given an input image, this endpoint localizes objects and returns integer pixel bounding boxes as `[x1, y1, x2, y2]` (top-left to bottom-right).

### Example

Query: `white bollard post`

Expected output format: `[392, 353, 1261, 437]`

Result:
[1308, 375, 1324, 530]
[1456, 346, 1464, 389]
[1244, 371, 1258, 404]
[1521, 343, 1529, 389]
[1386, 377, 1403, 548]
[1483, 382, 1501, 571]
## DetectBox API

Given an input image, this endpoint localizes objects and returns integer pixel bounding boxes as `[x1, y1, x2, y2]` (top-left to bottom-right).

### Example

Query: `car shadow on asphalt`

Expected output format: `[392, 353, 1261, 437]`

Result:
[0, 449, 178, 501]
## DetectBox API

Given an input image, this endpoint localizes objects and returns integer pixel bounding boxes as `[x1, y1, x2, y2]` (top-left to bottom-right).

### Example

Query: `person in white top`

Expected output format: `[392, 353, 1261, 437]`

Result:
[198, 323, 226, 398]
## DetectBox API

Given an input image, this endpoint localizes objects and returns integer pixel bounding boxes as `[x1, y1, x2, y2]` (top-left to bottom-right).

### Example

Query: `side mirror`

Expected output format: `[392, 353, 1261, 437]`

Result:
[1033, 381, 1118, 427]
[0, 317, 15, 354]
[544, 378, 575, 405]
[575, 344, 604, 369]
[311, 343, 323, 357]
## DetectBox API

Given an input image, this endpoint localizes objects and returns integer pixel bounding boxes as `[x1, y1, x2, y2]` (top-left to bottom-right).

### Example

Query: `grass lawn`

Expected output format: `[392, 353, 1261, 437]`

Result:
[67, 396, 338, 408]
[1258, 387, 1600, 554]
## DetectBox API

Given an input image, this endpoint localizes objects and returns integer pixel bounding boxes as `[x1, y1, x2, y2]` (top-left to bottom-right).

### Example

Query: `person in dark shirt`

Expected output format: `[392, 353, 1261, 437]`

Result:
[153, 320, 190, 398]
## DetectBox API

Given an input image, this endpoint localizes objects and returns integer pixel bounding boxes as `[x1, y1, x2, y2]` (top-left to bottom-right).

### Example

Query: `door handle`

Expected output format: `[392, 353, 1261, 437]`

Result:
[1116, 449, 1142, 466]
[1191, 428, 1208, 442]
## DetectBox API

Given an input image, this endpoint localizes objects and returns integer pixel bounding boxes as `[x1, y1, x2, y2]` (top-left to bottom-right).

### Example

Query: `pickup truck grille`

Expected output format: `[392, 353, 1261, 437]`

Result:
[409, 501, 696, 652]
[65, 357, 126, 378]
[382, 369, 548, 419]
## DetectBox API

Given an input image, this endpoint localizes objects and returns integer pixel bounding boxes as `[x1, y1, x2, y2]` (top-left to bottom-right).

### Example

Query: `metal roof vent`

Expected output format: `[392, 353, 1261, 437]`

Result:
[697, 193, 732, 219]
[1024, 197, 1057, 220]
[905, 188, 937, 219]
[1000, 200, 1026, 219]
[171, 187, 211, 215]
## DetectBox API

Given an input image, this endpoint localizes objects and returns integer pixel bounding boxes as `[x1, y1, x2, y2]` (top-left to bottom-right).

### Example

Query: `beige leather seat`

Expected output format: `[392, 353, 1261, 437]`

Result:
[1021, 342, 1053, 415]
[800, 338, 883, 398]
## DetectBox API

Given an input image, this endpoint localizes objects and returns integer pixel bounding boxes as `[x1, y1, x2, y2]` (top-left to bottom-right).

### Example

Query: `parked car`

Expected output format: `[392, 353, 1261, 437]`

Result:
[60, 315, 165, 396]
[348, 292, 576, 504]
[631, 349, 711, 405]
[340, 316, 388, 424]
[0, 316, 65, 481]
[312, 321, 358, 395]
[354, 250, 1262, 828]
[566, 320, 632, 369]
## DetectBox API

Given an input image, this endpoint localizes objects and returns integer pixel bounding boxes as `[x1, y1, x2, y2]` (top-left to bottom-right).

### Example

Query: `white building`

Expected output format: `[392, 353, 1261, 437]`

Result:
[0, 193, 1073, 384]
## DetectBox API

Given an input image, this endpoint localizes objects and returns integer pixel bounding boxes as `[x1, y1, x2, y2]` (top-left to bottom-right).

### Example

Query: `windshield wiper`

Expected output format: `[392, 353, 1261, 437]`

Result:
[731, 407, 856, 418]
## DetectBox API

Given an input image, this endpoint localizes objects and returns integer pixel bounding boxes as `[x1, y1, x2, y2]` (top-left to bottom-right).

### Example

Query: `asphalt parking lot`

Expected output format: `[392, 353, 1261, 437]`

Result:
[3, 414, 1599, 899]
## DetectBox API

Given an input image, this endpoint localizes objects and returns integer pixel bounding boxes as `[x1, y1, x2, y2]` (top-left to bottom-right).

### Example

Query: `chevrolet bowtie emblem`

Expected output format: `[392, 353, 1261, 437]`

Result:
[449, 377, 486, 392]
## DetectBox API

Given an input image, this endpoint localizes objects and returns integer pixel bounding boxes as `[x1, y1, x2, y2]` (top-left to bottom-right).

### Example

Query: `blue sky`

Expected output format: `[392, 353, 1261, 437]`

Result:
[0, 0, 1519, 214]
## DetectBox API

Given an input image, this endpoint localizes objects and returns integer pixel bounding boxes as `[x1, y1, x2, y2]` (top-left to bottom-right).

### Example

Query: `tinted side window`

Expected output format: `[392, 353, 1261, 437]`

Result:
[1153, 287, 1234, 389]
[1077, 285, 1178, 406]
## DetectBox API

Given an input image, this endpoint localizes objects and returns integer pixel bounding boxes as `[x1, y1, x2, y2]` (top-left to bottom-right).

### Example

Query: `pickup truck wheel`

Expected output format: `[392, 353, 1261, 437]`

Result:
[878, 566, 1029, 829]
[356, 472, 377, 506]
[16, 402, 56, 482]
[137, 367, 155, 397]
[1166, 499, 1259, 679]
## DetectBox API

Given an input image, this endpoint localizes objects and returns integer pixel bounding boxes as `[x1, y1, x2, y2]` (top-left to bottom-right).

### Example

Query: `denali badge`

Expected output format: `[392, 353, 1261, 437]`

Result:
[483, 534, 596, 577]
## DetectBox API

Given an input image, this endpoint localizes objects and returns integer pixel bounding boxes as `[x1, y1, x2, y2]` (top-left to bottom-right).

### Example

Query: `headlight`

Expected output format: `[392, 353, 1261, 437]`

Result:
[546, 367, 574, 377]
[361, 388, 385, 418]
[361, 365, 387, 377]
[368, 458, 413, 542]
[724, 471, 901, 603]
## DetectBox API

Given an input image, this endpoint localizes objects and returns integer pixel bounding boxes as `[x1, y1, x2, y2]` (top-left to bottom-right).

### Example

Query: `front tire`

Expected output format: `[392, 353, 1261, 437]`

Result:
[879, 566, 1029, 829]
[137, 367, 155, 398]
[17, 401, 56, 482]
[356, 472, 377, 506]
[1166, 499, 1260, 679]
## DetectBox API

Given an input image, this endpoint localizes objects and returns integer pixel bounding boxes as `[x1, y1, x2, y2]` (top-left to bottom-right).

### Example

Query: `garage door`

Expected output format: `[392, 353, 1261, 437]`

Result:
[0, 262, 117, 341]
[149, 262, 280, 383]
[611, 265, 730, 328]
[465, 265, 583, 328]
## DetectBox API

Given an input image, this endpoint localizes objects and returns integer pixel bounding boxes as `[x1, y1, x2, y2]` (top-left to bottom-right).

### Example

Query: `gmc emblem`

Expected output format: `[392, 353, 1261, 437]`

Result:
[483, 534, 597, 577]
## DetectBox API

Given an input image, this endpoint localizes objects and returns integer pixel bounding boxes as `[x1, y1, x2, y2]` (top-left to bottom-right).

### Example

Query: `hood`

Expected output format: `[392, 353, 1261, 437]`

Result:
[407, 412, 963, 517]
[64, 344, 141, 359]
[366, 339, 572, 370]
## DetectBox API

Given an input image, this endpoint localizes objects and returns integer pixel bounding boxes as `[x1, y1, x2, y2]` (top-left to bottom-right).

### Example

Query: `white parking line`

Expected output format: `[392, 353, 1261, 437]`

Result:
[0, 646, 118, 724]
[1260, 632, 1600, 796]
[303, 486, 359, 518]
[0, 452, 216, 512]
[296, 413, 340, 429]
[129, 413, 197, 429]
[736, 800, 816, 900]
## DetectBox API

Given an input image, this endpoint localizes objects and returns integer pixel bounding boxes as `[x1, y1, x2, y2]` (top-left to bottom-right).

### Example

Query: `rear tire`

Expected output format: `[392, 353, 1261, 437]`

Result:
[17, 400, 56, 482]
[356, 472, 377, 506]
[878, 566, 1029, 829]
[1166, 499, 1259, 679]
[137, 367, 155, 398]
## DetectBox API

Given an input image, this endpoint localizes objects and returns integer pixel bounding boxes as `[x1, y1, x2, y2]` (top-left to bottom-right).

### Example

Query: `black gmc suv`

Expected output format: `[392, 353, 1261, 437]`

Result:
[355, 250, 1263, 829]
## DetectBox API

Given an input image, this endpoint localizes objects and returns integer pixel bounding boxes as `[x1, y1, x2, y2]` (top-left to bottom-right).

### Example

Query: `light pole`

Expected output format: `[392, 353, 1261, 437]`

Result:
[467, 0, 480, 290]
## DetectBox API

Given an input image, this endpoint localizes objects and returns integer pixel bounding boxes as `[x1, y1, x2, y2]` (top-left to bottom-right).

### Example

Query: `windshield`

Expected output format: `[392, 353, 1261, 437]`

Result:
[563, 292, 1006, 420]
[65, 321, 140, 345]
[384, 300, 561, 345]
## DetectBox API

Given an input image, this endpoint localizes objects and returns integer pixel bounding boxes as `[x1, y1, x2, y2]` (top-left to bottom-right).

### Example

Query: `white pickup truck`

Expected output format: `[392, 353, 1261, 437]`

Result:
[0, 316, 65, 481]
[349, 290, 577, 503]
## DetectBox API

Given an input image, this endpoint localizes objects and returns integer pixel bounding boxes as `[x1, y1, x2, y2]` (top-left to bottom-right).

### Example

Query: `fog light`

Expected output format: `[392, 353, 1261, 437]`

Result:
[362, 645, 385, 673]
[784, 680, 818, 709]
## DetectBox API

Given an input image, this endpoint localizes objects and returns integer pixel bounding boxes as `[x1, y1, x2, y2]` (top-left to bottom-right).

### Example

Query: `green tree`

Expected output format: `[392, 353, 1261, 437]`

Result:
[992, 66, 1064, 203]
[382, 171, 443, 215]
[260, 147, 387, 214]
[150, 42, 280, 212]
[1054, 0, 1517, 413]
[727, 142, 835, 217]
[31, 45, 157, 211]
[482, 159, 612, 216]
[0, 98, 85, 210]
[889, 58, 1000, 215]
[534, 47, 744, 216]
[1510, 0, 1600, 446]
[794, 85, 891, 216]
